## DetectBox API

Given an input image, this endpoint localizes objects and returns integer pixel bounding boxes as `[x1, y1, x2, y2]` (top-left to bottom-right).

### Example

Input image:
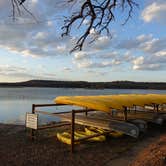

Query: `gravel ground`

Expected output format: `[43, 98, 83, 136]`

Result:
[0, 123, 165, 166]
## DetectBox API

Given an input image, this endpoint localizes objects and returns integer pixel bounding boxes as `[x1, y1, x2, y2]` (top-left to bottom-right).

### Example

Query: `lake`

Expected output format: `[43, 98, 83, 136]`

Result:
[0, 87, 166, 125]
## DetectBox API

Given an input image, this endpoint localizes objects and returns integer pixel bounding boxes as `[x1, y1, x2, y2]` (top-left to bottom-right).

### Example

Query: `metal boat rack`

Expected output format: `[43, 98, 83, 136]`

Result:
[27, 103, 166, 153]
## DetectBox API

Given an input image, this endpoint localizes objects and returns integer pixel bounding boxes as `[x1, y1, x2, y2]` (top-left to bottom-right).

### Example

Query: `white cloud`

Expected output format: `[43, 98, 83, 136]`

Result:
[93, 36, 110, 50]
[0, 65, 56, 79]
[155, 50, 166, 57]
[0, 0, 165, 75]
[87, 70, 108, 76]
[141, 2, 166, 24]
[117, 34, 153, 50]
[111, 59, 121, 65]
[33, 32, 48, 40]
[0, 0, 75, 58]
[56, 45, 67, 53]
[83, 19, 90, 25]
[0, 20, 72, 57]
[123, 51, 134, 62]
[90, 28, 97, 35]
[1, 0, 114, 59]
[116, 35, 166, 71]
[118, 34, 166, 54]
[102, 51, 118, 59]
[73, 51, 89, 60]
[31, 0, 38, 4]
[136, 34, 153, 42]
[132, 54, 166, 71]
[133, 63, 161, 71]
[63, 67, 72, 71]
[73, 57, 122, 69]
[47, 21, 53, 26]
[132, 56, 144, 69]
[74, 59, 93, 68]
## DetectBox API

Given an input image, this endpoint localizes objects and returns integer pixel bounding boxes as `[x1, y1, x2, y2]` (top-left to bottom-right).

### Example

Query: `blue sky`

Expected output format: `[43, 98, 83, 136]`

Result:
[0, 0, 165, 82]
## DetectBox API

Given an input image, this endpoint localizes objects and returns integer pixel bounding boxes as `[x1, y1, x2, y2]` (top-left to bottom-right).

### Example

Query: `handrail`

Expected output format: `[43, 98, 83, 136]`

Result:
[33, 103, 66, 107]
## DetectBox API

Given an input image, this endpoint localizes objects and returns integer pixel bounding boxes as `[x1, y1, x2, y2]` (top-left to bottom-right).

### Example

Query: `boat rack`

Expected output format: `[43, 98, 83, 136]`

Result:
[27, 103, 166, 153]
[29, 103, 109, 153]
[28, 103, 136, 152]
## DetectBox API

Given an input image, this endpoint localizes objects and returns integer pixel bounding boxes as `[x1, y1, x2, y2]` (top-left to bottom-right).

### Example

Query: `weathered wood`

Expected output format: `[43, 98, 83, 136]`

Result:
[71, 110, 75, 153]
[35, 110, 72, 115]
[33, 103, 66, 107]
[35, 109, 95, 115]
[31, 104, 36, 141]
[124, 107, 128, 121]
[38, 122, 71, 130]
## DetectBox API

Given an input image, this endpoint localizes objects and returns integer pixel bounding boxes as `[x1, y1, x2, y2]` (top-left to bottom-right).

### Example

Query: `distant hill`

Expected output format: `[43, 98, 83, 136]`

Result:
[0, 80, 166, 90]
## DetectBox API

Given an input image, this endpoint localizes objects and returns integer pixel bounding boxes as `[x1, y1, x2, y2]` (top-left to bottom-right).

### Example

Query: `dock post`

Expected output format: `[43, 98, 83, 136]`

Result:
[124, 107, 128, 121]
[134, 105, 136, 114]
[153, 104, 156, 112]
[85, 107, 88, 116]
[71, 110, 75, 153]
[156, 104, 159, 113]
[31, 104, 35, 141]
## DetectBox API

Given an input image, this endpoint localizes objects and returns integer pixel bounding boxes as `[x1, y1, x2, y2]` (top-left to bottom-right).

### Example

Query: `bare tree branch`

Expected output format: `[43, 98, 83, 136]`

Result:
[61, 0, 138, 52]
[10, 0, 37, 21]
[10, 0, 138, 52]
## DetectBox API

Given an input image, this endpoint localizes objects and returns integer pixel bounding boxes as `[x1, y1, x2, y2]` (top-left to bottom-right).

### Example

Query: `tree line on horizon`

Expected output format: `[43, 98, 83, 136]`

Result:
[0, 80, 166, 90]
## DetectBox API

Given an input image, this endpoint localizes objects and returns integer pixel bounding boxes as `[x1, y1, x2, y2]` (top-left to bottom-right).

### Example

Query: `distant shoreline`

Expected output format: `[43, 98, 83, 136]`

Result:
[0, 80, 166, 90]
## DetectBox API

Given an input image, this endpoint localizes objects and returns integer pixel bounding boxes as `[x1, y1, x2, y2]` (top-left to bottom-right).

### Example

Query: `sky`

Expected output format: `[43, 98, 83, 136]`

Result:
[0, 0, 165, 82]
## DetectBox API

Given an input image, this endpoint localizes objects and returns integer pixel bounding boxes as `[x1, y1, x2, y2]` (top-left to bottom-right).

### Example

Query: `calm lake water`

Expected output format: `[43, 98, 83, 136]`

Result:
[0, 87, 166, 125]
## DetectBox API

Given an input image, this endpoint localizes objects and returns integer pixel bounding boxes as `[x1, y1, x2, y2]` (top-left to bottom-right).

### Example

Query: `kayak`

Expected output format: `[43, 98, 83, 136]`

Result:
[56, 128, 106, 145]
[55, 94, 166, 112]
[57, 132, 80, 145]
[85, 127, 123, 138]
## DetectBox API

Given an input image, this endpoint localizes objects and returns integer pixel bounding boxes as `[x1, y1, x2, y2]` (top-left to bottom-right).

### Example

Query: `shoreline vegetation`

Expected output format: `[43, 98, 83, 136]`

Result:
[0, 80, 166, 90]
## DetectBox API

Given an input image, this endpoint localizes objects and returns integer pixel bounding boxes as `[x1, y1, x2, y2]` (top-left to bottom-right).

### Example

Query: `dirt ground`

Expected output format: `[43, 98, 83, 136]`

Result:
[0, 123, 166, 166]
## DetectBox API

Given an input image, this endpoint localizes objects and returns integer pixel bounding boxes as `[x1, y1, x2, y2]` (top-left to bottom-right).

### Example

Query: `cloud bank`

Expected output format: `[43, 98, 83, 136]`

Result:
[141, 1, 166, 24]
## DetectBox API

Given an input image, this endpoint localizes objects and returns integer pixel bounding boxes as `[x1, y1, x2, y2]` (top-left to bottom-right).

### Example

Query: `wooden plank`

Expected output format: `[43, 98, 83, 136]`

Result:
[35, 110, 72, 115]
[71, 110, 75, 153]
[33, 103, 66, 107]
[38, 122, 70, 130]
[35, 109, 95, 115]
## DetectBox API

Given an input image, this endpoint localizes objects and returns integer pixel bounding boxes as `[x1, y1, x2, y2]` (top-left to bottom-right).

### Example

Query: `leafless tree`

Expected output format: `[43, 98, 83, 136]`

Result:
[10, 0, 36, 21]
[11, 0, 138, 52]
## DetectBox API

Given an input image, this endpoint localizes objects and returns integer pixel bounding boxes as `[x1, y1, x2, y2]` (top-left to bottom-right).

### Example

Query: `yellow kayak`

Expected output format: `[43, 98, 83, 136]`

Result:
[57, 128, 106, 145]
[55, 94, 166, 113]
[75, 130, 106, 142]
[57, 132, 80, 145]
[109, 131, 124, 138]
[85, 127, 123, 138]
